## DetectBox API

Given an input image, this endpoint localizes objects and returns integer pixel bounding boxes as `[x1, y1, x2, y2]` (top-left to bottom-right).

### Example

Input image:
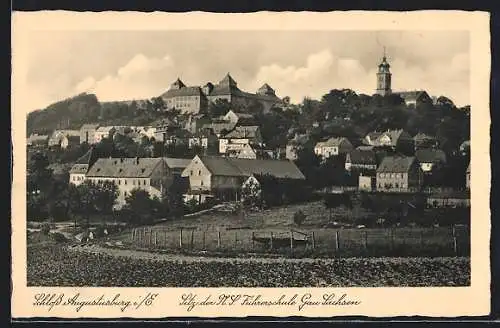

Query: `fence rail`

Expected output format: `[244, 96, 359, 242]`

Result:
[129, 225, 470, 257]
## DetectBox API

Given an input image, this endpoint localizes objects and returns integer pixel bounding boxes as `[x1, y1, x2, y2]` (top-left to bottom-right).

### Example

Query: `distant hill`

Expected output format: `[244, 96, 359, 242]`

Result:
[27, 93, 101, 136]
[26, 93, 166, 136]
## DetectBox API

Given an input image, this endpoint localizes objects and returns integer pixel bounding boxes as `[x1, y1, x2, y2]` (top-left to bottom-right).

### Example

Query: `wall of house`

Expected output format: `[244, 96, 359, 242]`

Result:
[359, 175, 374, 191]
[427, 197, 470, 208]
[315, 146, 338, 158]
[376, 172, 410, 192]
[86, 176, 154, 209]
[286, 145, 299, 160]
[420, 162, 434, 172]
[164, 95, 205, 114]
[183, 160, 212, 192]
[69, 173, 86, 186]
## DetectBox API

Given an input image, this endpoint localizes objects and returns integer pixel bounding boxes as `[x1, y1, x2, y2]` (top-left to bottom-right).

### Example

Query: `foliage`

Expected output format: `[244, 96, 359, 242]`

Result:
[208, 99, 232, 118]
[241, 177, 262, 208]
[293, 210, 307, 226]
[40, 223, 51, 235]
[51, 232, 67, 243]
[123, 189, 164, 225]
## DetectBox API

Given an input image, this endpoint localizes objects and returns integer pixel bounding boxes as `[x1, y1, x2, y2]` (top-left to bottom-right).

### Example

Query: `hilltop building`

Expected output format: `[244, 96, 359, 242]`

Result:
[161, 73, 284, 114]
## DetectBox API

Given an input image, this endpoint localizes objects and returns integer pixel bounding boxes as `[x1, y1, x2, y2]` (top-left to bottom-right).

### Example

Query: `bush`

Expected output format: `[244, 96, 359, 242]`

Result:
[293, 210, 307, 226]
[51, 232, 67, 243]
[40, 223, 51, 235]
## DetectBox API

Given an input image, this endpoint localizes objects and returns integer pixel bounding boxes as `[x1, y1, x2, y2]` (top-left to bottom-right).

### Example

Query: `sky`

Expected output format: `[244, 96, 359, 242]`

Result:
[22, 30, 470, 112]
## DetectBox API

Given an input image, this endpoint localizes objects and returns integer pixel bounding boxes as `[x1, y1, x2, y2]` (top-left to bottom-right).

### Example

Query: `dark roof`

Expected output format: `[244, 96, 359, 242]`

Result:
[196, 156, 305, 180]
[223, 126, 260, 139]
[202, 122, 237, 134]
[161, 86, 205, 98]
[415, 149, 447, 164]
[315, 137, 351, 148]
[86, 158, 163, 178]
[377, 156, 417, 173]
[163, 158, 191, 170]
[394, 91, 429, 101]
[413, 132, 435, 141]
[69, 148, 98, 174]
[347, 150, 377, 165]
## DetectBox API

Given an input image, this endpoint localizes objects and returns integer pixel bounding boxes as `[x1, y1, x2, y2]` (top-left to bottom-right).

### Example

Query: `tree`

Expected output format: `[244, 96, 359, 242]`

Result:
[293, 210, 307, 226]
[27, 152, 53, 194]
[124, 189, 162, 225]
[323, 192, 353, 221]
[94, 180, 119, 215]
[241, 177, 262, 208]
[208, 99, 231, 118]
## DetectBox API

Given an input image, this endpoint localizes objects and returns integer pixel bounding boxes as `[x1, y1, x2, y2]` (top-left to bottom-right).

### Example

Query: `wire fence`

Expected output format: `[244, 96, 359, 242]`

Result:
[129, 225, 470, 257]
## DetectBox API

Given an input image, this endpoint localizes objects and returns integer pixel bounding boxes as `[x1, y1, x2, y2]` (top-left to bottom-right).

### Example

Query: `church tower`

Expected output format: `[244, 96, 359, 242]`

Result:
[376, 48, 392, 96]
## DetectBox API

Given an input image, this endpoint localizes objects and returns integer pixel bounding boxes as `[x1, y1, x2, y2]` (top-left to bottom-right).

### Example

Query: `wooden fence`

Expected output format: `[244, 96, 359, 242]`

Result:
[129, 225, 470, 257]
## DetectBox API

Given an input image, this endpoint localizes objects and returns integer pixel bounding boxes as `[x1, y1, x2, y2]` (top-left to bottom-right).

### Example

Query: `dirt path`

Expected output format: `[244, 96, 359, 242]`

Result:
[66, 243, 465, 264]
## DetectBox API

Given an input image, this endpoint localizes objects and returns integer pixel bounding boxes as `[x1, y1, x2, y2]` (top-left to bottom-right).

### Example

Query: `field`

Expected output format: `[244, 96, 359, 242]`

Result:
[114, 201, 470, 257]
[27, 245, 470, 287]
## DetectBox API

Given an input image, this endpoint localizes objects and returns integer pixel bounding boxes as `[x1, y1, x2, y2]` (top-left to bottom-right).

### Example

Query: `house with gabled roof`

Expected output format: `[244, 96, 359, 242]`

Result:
[376, 156, 423, 192]
[363, 129, 413, 153]
[27, 133, 49, 148]
[415, 149, 447, 173]
[393, 90, 432, 107]
[69, 147, 99, 186]
[345, 149, 378, 172]
[413, 132, 439, 150]
[161, 78, 209, 114]
[48, 129, 80, 147]
[314, 137, 353, 159]
[219, 125, 263, 154]
[181, 155, 305, 203]
[80, 123, 100, 144]
[223, 110, 256, 125]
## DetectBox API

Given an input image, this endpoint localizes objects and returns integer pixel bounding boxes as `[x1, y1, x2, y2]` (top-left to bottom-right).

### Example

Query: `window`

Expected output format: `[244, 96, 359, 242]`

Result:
[190, 170, 193, 176]
[118, 180, 121, 185]
[198, 170, 201, 176]
[144, 180, 147, 185]
[138, 180, 141, 186]
[124, 180, 127, 185]
[201, 180, 204, 186]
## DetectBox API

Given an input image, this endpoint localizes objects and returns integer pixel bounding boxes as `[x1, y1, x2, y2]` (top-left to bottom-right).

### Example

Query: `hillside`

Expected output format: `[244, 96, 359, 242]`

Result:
[26, 93, 166, 136]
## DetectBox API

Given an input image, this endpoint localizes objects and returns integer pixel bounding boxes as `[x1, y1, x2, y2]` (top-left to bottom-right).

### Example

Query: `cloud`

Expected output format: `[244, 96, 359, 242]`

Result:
[74, 54, 175, 101]
[252, 49, 470, 106]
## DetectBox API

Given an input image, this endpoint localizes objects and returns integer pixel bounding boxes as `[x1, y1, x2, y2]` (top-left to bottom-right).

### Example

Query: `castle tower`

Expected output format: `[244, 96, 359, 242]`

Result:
[376, 48, 392, 96]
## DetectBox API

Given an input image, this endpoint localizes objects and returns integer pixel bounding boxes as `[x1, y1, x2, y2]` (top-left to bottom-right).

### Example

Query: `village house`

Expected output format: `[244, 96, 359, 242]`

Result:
[427, 190, 470, 208]
[393, 90, 433, 108]
[363, 129, 413, 154]
[285, 134, 310, 161]
[223, 110, 256, 125]
[181, 155, 305, 204]
[226, 143, 259, 159]
[345, 149, 378, 172]
[202, 121, 237, 138]
[27, 133, 49, 148]
[415, 149, 447, 173]
[188, 128, 219, 154]
[94, 126, 116, 144]
[376, 156, 423, 193]
[219, 125, 263, 154]
[413, 132, 439, 150]
[314, 137, 354, 160]
[69, 148, 99, 186]
[60, 135, 81, 149]
[83, 157, 190, 209]
[48, 129, 81, 147]
[79, 124, 100, 144]
[184, 114, 211, 134]
[358, 174, 377, 192]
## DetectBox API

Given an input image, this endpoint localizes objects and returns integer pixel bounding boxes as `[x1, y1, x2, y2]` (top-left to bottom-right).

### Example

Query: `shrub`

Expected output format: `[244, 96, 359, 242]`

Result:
[40, 223, 51, 235]
[293, 210, 307, 226]
[51, 232, 67, 243]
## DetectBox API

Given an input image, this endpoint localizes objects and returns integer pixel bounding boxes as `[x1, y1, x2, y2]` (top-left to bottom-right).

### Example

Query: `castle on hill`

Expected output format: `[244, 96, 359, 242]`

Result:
[161, 73, 284, 114]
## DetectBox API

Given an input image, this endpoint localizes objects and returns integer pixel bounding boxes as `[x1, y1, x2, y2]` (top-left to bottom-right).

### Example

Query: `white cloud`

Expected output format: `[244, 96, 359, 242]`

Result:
[252, 49, 470, 107]
[73, 54, 175, 101]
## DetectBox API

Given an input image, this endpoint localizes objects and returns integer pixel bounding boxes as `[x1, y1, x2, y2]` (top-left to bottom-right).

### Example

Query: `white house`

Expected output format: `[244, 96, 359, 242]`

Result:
[314, 137, 353, 159]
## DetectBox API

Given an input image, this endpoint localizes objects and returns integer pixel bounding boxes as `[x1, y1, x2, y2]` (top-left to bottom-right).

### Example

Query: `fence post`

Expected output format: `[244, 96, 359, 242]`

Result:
[364, 231, 368, 249]
[202, 231, 206, 250]
[390, 228, 395, 250]
[153, 231, 157, 247]
[149, 229, 153, 246]
[312, 231, 315, 250]
[335, 230, 340, 251]
[290, 230, 294, 252]
[190, 230, 194, 249]
[179, 229, 183, 248]
[270, 232, 274, 250]
[217, 231, 221, 249]
[234, 231, 238, 248]
[452, 225, 458, 256]
[252, 231, 255, 250]
[131, 228, 135, 241]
